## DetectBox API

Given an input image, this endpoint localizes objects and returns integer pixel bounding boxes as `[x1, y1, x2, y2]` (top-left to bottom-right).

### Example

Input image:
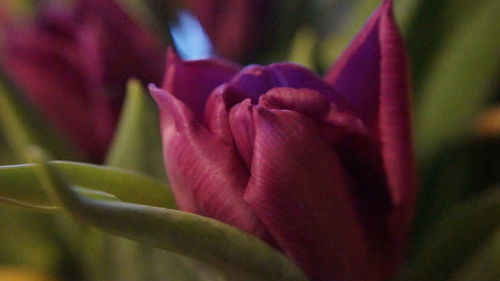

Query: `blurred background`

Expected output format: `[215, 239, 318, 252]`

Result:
[0, 0, 498, 280]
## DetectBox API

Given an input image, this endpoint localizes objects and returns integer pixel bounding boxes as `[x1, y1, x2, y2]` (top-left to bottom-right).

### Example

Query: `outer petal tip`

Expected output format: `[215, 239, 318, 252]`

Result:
[148, 84, 167, 105]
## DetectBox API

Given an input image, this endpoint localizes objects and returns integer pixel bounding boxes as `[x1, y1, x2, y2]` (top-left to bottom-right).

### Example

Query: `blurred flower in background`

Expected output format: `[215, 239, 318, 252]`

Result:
[182, 0, 272, 61]
[0, 0, 164, 161]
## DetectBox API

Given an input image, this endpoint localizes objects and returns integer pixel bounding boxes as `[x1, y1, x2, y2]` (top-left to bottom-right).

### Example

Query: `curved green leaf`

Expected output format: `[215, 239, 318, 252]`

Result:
[105, 79, 166, 180]
[32, 155, 309, 281]
[415, 0, 500, 162]
[449, 229, 500, 281]
[398, 188, 500, 281]
[0, 161, 175, 210]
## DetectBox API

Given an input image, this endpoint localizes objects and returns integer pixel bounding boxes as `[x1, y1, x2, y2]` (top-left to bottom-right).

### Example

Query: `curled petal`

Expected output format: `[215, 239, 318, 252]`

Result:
[150, 85, 271, 240]
[227, 63, 346, 105]
[260, 87, 367, 139]
[245, 107, 375, 281]
[162, 48, 240, 119]
[228, 98, 255, 167]
[203, 85, 233, 141]
[258, 87, 330, 117]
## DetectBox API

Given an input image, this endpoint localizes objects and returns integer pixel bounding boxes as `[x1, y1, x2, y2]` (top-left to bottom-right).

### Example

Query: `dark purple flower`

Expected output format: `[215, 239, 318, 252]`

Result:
[151, 1, 416, 280]
[0, 0, 164, 161]
[183, 0, 272, 61]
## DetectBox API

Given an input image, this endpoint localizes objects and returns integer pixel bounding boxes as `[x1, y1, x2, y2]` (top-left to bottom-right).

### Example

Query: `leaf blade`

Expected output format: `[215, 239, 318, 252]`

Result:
[0, 161, 174, 210]
[105, 79, 166, 180]
[31, 156, 309, 281]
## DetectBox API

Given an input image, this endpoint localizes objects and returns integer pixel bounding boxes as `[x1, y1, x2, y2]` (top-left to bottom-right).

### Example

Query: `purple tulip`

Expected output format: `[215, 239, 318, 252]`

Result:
[183, 0, 272, 61]
[0, 0, 163, 161]
[151, 1, 416, 280]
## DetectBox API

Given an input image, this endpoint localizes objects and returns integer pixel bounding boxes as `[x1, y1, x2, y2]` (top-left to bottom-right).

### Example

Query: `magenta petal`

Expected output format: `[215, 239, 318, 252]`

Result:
[258, 87, 331, 117]
[79, 0, 164, 85]
[228, 98, 255, 167]
[162, 49, 240, 119]
[323, 5, 381, 124]
[260, 87, 367, 139]
[0, 0, 164, 161]
[378, 3, 416, 258]
[324, 0, 387, 126]
[1, 15, 112, 160]
[202, 85, 233, 141]
[150, 85, 270, 239]
[324, 0, 415, 258]
[245, 107, 376, 281]
[226, 63, 345, 105]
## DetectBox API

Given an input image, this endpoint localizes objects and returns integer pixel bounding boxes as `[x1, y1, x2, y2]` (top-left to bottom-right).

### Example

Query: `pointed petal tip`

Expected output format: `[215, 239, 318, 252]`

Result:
[148, 83, 161, 94]
[148, 84, 170, 106]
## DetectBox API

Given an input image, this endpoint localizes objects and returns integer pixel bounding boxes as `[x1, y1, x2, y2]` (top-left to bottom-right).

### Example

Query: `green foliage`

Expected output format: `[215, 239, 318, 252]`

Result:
[414, 0, 500, 162]
[30, 153, 309, 281]
[449, 229, 500, 281]
[398, 188, 500, 281]
[0, 160, 174, 210]
[105, 79, 166, 180]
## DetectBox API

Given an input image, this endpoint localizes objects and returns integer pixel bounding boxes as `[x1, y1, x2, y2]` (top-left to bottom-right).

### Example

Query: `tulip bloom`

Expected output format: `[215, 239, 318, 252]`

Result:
[0, 0, 163, 161]
[151, 1, 415, 280]
[183, 0, 272, 61]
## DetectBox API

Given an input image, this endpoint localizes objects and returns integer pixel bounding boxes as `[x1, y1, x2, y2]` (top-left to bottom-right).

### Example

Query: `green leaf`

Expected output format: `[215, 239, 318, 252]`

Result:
[0, 73, 81, 162]
[0, 160, 174, 211]
[394, 0, 422, 33]
[409, 138, 500, 251]
[31, 154, 309, 281]
[0, 208, 63, 273]
[449, 229, 500, 281]
[287, 28, 316, 68]
[414, 0, 500, 162]
[105, 79, 166, 180]
[398, 188, 500, 281]
[405, 0, 493, 88]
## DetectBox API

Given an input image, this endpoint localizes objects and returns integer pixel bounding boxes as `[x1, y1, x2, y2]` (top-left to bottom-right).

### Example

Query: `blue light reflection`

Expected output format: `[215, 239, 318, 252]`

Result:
[170, 11, 213, 60]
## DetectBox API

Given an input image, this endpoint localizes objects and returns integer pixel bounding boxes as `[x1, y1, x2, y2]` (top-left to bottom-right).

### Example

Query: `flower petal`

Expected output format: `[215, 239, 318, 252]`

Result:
[150, 85, 271, 241]
[323, 0, 386, 126]
[1, 14, 112, 160]
[245, 107, 375, 281]
[184, 0, 271, 61]
[258, 87, 330, 117]
[324, 0, 416, 260]
[79, 0, 164, 86]
[226, 63, 345, 104]
[162, 48, 240, 119]
[228, 98, 255, 167]
[378, 2, 416, 258]
[258, 87, 395, 272]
